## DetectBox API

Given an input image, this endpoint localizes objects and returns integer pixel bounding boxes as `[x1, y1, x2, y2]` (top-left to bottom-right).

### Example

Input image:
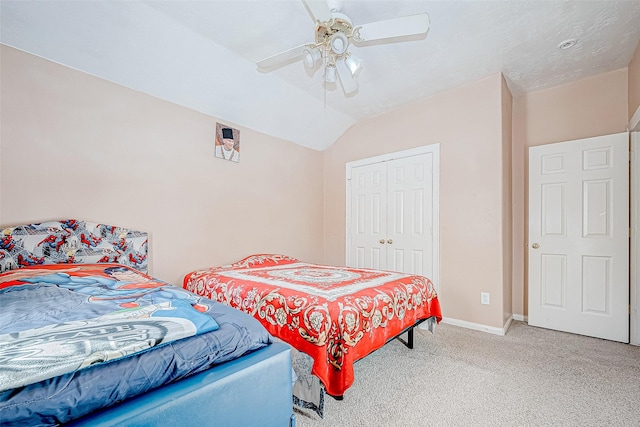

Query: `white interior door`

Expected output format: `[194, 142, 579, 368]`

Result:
[528, 132, 629, 343]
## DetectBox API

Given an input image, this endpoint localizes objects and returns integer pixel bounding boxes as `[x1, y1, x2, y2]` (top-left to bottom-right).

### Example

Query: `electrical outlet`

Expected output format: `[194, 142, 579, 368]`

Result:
[481, 292, 490, 305]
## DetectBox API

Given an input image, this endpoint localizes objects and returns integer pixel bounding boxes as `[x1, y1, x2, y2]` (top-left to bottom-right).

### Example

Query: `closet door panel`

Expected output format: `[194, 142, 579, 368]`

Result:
[349, 162, 388, 269]
[386, 154, 434, 276]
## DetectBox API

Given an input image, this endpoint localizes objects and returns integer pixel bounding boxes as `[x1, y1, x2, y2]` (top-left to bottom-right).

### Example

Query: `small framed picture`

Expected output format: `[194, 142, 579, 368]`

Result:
[215, 123, 240, 162]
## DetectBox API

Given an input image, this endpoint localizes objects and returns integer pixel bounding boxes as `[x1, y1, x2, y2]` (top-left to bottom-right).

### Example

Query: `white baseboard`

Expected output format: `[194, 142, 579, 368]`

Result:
[512, 313, 528, 322]
[441, 315, 515, 336]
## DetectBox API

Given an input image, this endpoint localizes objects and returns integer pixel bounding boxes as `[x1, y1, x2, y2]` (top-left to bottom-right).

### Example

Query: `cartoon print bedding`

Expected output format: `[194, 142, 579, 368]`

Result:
[0, 263, 271, 425]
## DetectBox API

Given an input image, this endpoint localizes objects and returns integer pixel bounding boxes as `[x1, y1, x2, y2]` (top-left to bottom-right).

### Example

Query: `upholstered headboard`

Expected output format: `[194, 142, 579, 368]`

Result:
[0, 219, 148, 274]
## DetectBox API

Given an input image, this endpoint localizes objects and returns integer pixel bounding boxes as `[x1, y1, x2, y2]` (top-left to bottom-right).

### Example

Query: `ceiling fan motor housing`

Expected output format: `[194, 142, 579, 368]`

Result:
[315, 12, 353, 56]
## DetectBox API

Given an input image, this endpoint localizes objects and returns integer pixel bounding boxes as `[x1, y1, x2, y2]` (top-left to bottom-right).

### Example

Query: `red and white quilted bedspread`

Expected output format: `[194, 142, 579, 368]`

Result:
[183, 254, 442, 396]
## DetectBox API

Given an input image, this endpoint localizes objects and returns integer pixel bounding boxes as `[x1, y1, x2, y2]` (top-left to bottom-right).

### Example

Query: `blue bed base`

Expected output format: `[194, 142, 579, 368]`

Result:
[0, 220, 296, 426]
[68, 342, 296, 427]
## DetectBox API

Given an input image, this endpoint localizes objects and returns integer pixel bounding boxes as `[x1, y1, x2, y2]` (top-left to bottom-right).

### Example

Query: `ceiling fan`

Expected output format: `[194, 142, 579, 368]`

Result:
[257, 0, 430, 95]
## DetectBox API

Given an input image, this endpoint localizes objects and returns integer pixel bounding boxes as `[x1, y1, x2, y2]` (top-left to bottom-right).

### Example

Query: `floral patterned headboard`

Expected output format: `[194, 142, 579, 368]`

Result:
[0, 219, 148, 274]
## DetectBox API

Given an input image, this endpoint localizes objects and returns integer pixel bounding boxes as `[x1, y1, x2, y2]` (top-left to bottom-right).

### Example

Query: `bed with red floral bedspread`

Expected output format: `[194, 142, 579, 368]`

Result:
[183, 254, 442, 398]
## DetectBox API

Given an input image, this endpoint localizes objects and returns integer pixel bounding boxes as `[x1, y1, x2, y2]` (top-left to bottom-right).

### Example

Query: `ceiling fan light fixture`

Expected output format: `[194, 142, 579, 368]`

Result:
[303, 47, 322, 68]
[256, 3, 432, 97]
[330, 32, 349, 55]
[345, 54, 362, 78]
[325, 64, 337, 83]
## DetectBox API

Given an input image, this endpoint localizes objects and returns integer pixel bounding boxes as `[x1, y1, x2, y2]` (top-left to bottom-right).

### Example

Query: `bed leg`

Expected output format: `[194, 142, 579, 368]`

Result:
[408, 328, 414, 349]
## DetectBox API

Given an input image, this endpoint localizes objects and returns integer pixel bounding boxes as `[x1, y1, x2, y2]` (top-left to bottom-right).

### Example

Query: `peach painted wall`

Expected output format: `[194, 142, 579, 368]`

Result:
[514, 68, 628, 149]
[501, 75, 513, 326]
[323, 74, 509, 329]
[0, 45, 324, 285]
[511, 95, 527, 319]
[630, 40, 640, 123]
[512, 67, 629, 316]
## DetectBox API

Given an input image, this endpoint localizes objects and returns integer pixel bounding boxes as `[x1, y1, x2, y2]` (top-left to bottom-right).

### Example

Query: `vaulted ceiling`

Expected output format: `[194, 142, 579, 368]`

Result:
[2, 0, 639, 150]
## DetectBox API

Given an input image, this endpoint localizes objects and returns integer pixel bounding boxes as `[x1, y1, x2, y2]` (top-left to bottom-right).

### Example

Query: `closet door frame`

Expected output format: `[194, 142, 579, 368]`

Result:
[345, 144, 440, 291]
[630, 106, 640, 346]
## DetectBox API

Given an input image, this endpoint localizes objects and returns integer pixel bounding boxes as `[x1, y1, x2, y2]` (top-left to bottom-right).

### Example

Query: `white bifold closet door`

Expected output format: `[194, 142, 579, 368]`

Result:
[347, 151, 436, 281]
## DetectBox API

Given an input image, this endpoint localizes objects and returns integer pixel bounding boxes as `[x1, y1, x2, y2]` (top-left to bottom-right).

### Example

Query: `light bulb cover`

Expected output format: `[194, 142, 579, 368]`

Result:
[330, 32, 349, 55]
[325, 64, 337, 83]
[303, 47, 322, 68]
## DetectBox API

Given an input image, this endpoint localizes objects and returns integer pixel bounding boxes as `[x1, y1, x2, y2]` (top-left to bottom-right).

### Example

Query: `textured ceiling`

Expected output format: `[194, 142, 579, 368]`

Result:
[2, 0, 640, 151]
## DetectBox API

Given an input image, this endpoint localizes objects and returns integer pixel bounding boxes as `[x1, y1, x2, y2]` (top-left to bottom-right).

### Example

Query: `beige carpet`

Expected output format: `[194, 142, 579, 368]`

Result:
[294, 321, 640, 427]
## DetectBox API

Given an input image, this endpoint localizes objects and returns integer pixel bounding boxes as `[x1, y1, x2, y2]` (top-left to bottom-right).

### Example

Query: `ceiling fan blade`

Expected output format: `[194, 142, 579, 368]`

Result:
[257, 44, 309, 70]
[302, 0, 332, 23]
[336, 60, 358, 95]
[356, 12, 430, 42]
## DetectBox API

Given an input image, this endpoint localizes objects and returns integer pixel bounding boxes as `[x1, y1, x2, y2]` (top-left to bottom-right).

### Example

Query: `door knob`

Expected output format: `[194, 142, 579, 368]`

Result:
[387, 239, 393, 244]
[379, 239, 385, 244]
[532, 243, 540, 249]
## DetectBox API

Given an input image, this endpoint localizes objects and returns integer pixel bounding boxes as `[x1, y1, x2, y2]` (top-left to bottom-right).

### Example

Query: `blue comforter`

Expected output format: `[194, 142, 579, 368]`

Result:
[0, 264, 272, 426]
